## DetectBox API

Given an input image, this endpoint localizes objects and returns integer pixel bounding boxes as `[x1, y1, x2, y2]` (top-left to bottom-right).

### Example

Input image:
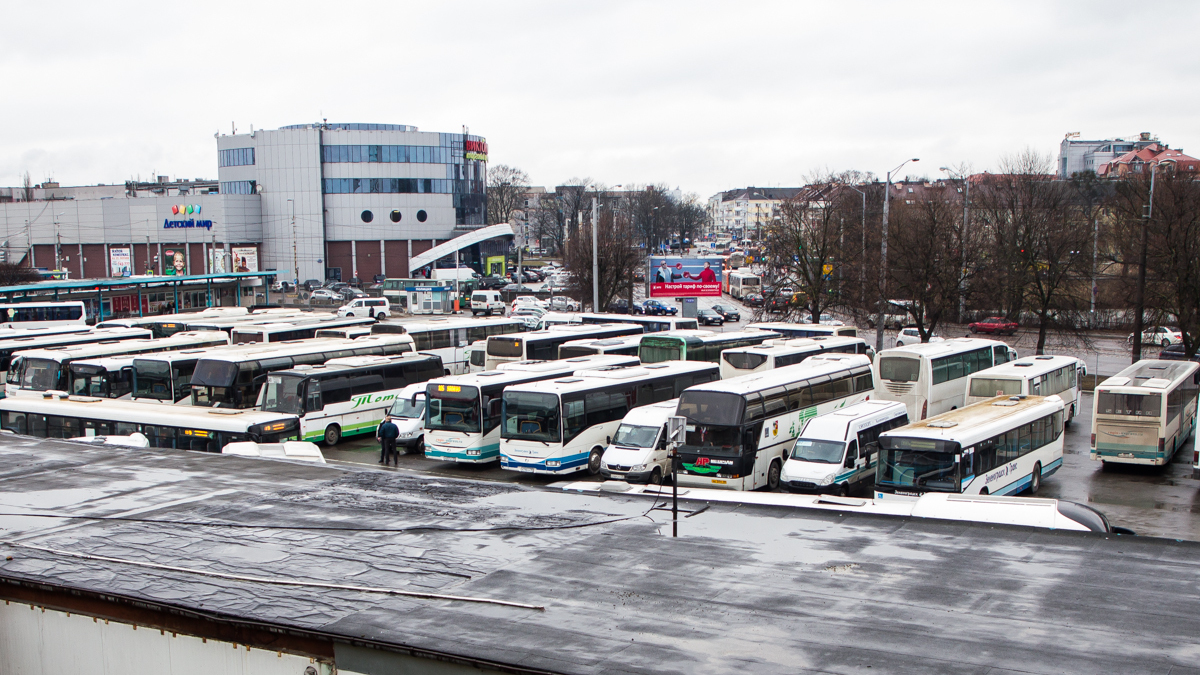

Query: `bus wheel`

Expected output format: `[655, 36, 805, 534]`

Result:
[1029, 463, 1042, 494]
[766, 460, 781, 490]
[649, 467, 663, 485]
[324, 424, 341, 446]
[979, 487, 989, 495]
[1065, 404, 1074, 427]
[587, 447, 603, 475]
[837, 483, 849, 497]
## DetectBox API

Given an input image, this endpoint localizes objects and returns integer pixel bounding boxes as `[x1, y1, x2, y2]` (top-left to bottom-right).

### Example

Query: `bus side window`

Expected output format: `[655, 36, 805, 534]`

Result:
[306, 380, 324, 412]
[993, 345, 1009, 365]
[3, 412, 25, 434]
[844, 440, 858, 468]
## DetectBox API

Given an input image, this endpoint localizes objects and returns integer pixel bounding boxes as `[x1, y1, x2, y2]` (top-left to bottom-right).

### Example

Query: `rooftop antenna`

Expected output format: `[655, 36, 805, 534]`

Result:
[231, 121, 236, 135]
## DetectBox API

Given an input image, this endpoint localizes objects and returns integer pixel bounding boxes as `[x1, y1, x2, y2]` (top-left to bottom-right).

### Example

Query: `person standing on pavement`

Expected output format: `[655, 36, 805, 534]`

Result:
[377, 417, 400, 466]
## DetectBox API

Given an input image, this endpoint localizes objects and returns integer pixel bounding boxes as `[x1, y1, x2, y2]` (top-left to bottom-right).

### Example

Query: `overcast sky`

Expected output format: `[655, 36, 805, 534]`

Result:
[2, 1, 1197, 199]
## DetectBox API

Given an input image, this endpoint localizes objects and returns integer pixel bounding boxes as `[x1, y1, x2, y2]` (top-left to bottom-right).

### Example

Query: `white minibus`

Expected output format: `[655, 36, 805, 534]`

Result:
[675, 354, 876, 491]
[0, 393, 300, 451]
[599, 399, 680, 484]
[5, 331, 230, 398]
[965, 355, 1085, 422]
[746, 321, 858, 339]
[261, 353, 444, 444]
[780, 400, 908, 496]
[1091, 360, 1199, 466]
[875, 338, 1017, 421]
[501, 361, 720, 475]
[720, 336, 873, 379]
[420, 354, 637, 464]
[877, 394, 1065, 499]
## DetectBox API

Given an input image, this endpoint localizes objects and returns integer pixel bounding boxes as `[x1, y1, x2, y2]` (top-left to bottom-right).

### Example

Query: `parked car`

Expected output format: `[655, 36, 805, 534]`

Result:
[710, 304, 740, 322]
[346, 277, 362, 288]
[742, 293, 764, 308]
[338, 297, 390, 319]
[1128, 326, 1183, 347]
[895, 327, 945, 347]
[500, 284, 536, 294]
[803, 313, 844, 326]
[697, 308, 725, 326]
[547, 296, 582, 312]
[303, 279, 323, 292]
[340, 287, 368, 301]
[309, 288, 341, 302]
[968, 316, 1019, 335]
[512, 295, 548, 312]
[1159, 344, 1200, 362]
[639, 300, 677, 316]
[512, 307, 546, 328]
[633, 269, 646, 283]
[606, 298, 632, 314]
[478, 275, 508, 290]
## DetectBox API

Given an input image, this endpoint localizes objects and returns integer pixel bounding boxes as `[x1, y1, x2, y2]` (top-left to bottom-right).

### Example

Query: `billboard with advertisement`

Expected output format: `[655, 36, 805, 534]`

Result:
[208, 248, 227, 274]
[232, 246, 258, 273]
[163, 248, 186, 276]
[109, 247, 131, 277]
[648, 256, 724, 298]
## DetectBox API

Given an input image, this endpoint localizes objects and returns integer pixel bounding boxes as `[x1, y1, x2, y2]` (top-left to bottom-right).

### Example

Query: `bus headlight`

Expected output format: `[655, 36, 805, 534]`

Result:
[545, 460, 561, 467]
[465, 449, 480, 456]
[821, 474, 834, 485]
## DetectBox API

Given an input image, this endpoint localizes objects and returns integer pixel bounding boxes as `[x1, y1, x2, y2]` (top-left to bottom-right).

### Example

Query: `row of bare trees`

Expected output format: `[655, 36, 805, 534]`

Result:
[759, 151, 1200, 355]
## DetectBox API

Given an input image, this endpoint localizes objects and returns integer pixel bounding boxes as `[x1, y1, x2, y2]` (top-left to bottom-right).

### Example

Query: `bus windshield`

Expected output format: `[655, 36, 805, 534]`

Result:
[970, 378, 1022, 398]
[790, 438, 845, 463]
[389, 398, 425, 420]
[879, 356, 920, 382]
[134, 359, 174, 400]
[612, 424, 659, 449]
[723, 352, 768, 370]
[488, 338, 524, 357]
[502, 391, 561, 443]
[20, 358, 60, 391]
[678, 391, 745, 427]
[640, 338, 683, 363]
[1097, 392, 1161, 417]
[69, 364, 111, 397]
[427, 384, 481, 433]
[262, 374, 305, 415]
[877, 437, 960, 491]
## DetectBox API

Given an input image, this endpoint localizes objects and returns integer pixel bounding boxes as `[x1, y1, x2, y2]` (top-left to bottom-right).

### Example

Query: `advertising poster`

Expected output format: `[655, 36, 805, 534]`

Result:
[232, 246, 258, 273]
[109, 247, 131, 277]
[648, 256, 724, 298]
[208, 248, 227, 274]
[163, 249, 186, 276]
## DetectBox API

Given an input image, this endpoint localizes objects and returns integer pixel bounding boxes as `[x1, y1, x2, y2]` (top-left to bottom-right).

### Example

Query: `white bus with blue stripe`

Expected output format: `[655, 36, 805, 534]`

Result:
[500, 361, 720, 476]
[421, 355, 640, 464]
[876, 394, 1065, 500]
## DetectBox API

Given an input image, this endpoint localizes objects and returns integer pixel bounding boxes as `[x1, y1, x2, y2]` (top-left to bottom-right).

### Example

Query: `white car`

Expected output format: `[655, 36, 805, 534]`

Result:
[512, 307, 546, 328]
[511, 295, 547, 312]
[309, 288, 341, 302]
[895, 327, 946, 347]
[337, 297, 390, 318]
[803, 313, 844, 326]
[1127, 326, 1183, 347]
[547, 296, 582, 312]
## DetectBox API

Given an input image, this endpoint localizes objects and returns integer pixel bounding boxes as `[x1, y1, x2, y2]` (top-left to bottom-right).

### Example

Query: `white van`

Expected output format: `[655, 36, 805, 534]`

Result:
[337, 297, 390, 319]
[385, 382, 428, 454]
[780, 400, 909, 496]
[470, 291, 506, 316]
[599, 399, 680, 485]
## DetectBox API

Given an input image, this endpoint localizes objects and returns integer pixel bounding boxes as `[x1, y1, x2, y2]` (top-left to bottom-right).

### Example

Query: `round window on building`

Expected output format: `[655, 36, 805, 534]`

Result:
[361, 210, 374, 223]
[416, 210, 428, 223]
[390, 210, 401, 223]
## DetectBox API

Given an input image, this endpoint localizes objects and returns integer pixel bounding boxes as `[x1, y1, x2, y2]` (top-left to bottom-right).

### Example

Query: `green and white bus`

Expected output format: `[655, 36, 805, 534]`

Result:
[261, 352, 444, 444]
[639, 329, 780, 364]
[1091, 360, 1199, 466]
[675, 354, 875, 491]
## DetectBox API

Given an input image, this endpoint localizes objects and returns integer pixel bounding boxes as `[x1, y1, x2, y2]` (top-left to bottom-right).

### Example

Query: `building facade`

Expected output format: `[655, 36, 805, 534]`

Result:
[707, 187, 802, 240]
[1057, 132, 1160, 178]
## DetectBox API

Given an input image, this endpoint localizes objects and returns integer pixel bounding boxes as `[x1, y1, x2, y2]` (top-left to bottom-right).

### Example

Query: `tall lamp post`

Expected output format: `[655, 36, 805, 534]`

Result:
[939, 167, 970, 324]
[875, 158, 919, 352]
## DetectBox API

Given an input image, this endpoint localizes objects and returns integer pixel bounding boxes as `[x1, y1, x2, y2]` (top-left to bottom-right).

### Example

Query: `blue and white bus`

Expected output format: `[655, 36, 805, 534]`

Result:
[500, 361, 720, 476]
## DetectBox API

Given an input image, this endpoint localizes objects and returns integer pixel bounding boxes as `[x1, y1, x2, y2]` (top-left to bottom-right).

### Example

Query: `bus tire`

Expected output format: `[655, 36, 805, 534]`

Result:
[1065, 404, 1074, 427]
[587, 447, 603, 475]
[324, 424, 341, 446]
[837, 482, 849, 497]
[1029, 462, 1042, 494]
[766, 460, 781, 491]
[980, 487, 989, 495]
[649, 466, 663, 485]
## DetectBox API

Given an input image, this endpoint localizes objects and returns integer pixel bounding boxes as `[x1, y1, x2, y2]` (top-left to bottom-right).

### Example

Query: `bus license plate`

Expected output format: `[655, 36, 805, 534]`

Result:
[711, 479, 726, 484]
[513, 466, 536, 472]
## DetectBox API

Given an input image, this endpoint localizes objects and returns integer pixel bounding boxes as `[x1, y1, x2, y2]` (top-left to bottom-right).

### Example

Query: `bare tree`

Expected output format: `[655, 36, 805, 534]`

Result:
[525, 194, 563, 255]
[564, 208, 641, 311]
[556, 179, 597, 247]
[627, 185, 673, 251]
[21, 172, 34, 202]
[486, 165, 530, 225]
[0, 262, 40, 285]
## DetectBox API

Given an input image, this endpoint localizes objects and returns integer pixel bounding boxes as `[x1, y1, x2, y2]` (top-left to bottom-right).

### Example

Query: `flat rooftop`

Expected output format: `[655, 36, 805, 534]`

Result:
[0, 433, 1198, 673]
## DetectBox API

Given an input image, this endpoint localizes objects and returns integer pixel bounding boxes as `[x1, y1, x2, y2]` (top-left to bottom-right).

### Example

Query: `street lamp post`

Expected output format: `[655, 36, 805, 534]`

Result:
[940, 167, 970, 324]
[875, 159, 919, 352]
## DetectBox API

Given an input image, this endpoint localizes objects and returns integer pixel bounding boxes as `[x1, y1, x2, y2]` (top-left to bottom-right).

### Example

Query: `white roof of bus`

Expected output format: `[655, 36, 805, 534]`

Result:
[726, 335, 866, 356]
[684, 354, 873, 396]
[392, 316, 525, 333]
[641, 329, 771, 342]
[270, 352, 441, 377]
[0, 327, 151, 349]
[498, 354, 640, 373]
[967, 355, 1084, 381]
[231, 316, 374, 333]
[882, 395, 1064, 444]
[0, 394, 293, 429]
[191, 334, 414, 363]
[1101, 359, 1199, 390]
[745, 322, 847, 333]
[879, 337, 1008, 358]
[558, 335, 645, 349]
[504, 361, 717, 395]
[13, 331, 229, 362]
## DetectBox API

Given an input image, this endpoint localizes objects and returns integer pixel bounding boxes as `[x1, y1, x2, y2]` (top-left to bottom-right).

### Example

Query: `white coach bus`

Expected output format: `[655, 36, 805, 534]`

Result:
[484, 324, 643, 370]
[0, 301, 86, 329]
[674, 354, 876, 491]
[876, 394, 1066, 499]
[1091, 360, 1199, 466]
[372, 316, 528, 375]
[965, 355, 1086, 423]
[719, 336, 874, 379]
[419, 354, 638, 464]
[875, 338, 1017, 421]
[500, 361, 721, 476]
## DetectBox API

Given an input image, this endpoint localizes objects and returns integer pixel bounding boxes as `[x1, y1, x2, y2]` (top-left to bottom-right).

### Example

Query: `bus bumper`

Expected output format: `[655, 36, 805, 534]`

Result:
[501, 454, 588, 474]
[676, 474, 746, 490]
[425, 444, 499, 463]
[1092, 444, 1164, 465]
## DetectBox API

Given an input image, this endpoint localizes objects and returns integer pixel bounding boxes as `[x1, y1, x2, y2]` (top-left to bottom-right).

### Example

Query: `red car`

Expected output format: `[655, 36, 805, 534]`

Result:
[969, 316, 1019, 335]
